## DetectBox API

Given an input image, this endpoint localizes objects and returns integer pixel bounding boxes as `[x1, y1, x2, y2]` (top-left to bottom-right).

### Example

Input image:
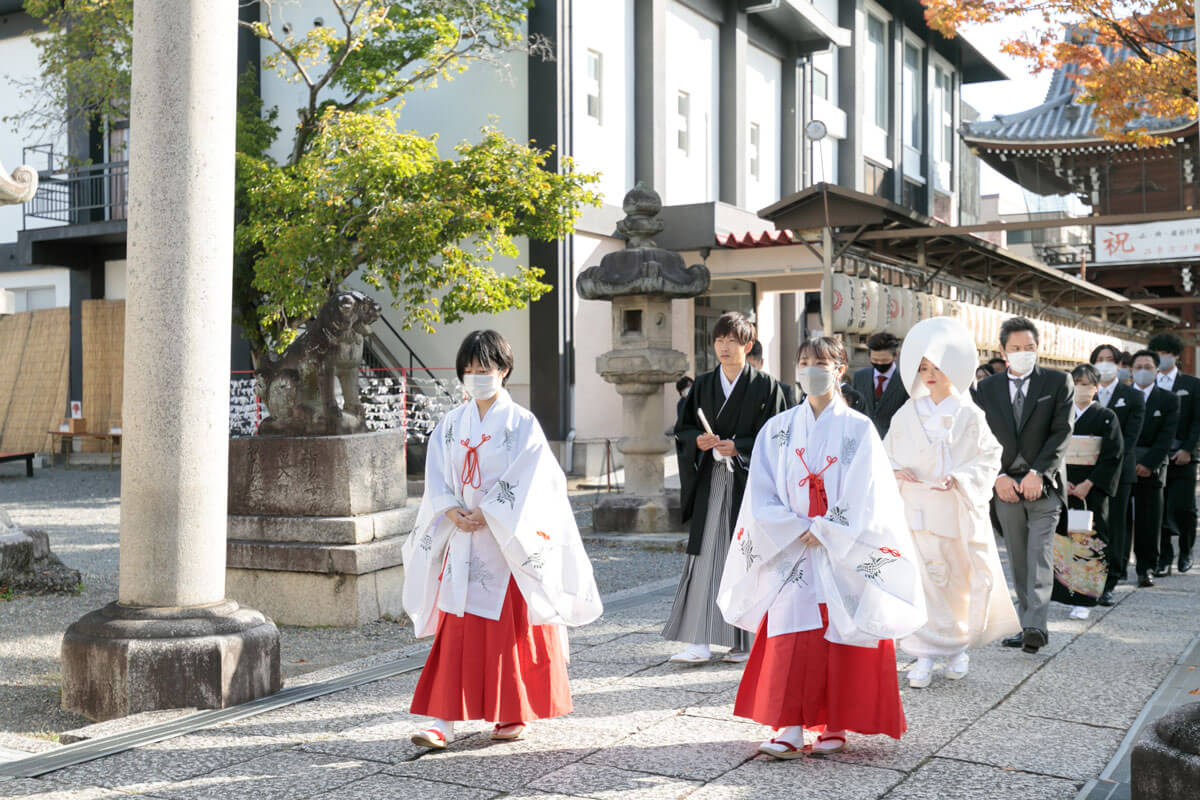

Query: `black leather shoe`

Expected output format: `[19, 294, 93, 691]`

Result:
[1154, 564, 1173, 578]
[1180, 557, 1193, 573]
[1022, 628, 1048, 654]
[1001, 632, 1024, 648]
[1138, 572, 1155, 588]
[1098, 591, 1115, 606]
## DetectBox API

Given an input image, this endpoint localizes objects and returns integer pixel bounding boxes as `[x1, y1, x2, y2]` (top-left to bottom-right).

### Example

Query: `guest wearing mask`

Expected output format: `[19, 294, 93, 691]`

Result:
[1129, 350, 1180, 587]
[1089, 344, 1145, 604]
[1062, 364, 1123, 620]
[974, 317, 1072, 654]
[1119, 352, 1135, 385]
[1148, 333, 1200, 575]
[748, 340, 797, 407]
[853, 332, 908, 438]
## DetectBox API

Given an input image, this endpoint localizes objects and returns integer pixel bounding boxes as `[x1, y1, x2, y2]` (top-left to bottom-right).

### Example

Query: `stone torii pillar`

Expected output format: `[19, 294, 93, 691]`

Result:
[577, 184, 710, 532]
[61, 0, 280, 720]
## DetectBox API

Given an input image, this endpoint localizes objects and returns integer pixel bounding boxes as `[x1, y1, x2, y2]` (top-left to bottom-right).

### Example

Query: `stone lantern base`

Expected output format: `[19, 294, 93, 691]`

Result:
[593, 493, 683, 533]
[61, 600, 280, 722]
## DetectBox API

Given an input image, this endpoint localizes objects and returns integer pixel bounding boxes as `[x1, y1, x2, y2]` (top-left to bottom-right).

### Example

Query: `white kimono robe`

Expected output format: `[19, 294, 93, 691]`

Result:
[717, 400, 927, 647]
[401, 390, 603, 640]
[884, 395, 1020, 658]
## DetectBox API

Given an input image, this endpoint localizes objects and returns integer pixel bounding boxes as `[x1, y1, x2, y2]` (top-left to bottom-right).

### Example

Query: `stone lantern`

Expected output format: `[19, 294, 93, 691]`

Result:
[577, 183, 710, 532]
[0, 159, 37, 205]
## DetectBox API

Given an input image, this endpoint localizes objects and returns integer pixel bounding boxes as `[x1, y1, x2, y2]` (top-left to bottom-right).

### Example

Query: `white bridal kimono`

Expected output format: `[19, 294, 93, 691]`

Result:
[717, 399, 927, 647]
[885, 395, 1021, 658]
[401, 390, 602, 641]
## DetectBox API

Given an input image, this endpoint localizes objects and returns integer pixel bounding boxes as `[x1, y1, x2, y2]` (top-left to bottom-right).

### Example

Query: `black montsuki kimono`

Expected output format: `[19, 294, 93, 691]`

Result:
[675, 364, 788, 555]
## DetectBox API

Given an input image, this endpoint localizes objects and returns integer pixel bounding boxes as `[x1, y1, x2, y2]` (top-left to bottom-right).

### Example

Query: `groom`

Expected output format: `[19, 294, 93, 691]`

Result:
[975, 317, 1073, 654]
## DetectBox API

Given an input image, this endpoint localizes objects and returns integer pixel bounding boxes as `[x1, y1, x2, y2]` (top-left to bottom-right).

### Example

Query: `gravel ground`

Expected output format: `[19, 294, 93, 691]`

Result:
[0, 465, 684, 740]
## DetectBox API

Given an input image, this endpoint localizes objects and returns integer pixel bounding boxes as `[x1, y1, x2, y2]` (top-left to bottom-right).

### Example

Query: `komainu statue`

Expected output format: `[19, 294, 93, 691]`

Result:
[255, 290, 383, 436]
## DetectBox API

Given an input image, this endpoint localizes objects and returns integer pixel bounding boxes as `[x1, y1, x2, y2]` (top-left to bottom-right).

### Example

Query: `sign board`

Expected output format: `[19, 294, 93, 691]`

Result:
[70, 401, 82, 419]
[1093, 219, 1200, 265]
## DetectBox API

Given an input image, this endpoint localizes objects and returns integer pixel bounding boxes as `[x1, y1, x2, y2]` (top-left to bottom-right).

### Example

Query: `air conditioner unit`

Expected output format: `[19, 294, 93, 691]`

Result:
[0, 289, 13, 315]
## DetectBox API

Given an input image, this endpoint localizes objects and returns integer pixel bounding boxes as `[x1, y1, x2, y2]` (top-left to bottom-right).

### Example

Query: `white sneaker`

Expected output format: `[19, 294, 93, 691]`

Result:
[1069, 606, 1091, 620]
[907, 657, 934, 688]
[945, 652, 969, 680]
[669, 643, 713, 663]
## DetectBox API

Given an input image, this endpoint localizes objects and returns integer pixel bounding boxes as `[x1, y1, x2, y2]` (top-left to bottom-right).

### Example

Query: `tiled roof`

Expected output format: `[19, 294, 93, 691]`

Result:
[715, 230, 798, 248]
[961, 32, 1193, 145]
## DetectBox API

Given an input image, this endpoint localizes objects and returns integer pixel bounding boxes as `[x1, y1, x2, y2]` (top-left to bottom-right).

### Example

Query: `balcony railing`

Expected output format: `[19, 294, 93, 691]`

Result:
[21, 144, 128, 227]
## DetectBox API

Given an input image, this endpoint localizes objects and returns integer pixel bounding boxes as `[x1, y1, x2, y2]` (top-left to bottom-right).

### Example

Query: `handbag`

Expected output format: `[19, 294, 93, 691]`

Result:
[1052, 497, 1108, 605]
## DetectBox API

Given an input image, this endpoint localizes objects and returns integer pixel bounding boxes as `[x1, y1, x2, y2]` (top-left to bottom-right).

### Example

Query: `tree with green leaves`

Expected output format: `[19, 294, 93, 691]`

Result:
[9, 0, 598, 355]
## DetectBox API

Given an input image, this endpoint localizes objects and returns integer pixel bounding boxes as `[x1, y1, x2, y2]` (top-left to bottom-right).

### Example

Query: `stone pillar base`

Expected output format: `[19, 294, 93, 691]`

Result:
[61, 600, 281, 722]
[593, 493, 683, 533]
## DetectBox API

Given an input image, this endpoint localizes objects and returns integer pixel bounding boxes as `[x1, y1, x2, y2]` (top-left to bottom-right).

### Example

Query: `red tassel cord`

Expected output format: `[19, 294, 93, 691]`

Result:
[460, 434, 492, 489]
[796, 448, 838, 517]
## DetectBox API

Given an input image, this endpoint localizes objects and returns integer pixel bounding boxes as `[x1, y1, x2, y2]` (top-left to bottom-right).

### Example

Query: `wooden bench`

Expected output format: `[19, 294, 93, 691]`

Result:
[46, 432, 122, 470]
[0, 451, 35, 477]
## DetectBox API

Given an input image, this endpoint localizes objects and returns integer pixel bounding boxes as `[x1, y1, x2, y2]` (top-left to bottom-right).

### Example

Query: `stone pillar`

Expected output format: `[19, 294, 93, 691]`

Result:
[61, 0, 280, 721]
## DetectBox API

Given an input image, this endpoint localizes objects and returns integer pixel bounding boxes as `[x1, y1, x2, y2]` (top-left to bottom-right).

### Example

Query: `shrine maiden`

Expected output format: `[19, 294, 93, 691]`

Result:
[717, 336, 926, 759]
[884, 317, 1020, 689]
[402, 330, 602, 749]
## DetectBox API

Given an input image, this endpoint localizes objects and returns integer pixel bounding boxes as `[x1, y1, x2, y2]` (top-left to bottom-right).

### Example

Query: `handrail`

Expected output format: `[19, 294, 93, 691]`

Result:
[374, 313, 455, 400]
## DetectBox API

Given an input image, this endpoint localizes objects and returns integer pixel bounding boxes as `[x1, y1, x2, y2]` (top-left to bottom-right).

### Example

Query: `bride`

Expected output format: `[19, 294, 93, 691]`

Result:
[884, 317, 1020, 688]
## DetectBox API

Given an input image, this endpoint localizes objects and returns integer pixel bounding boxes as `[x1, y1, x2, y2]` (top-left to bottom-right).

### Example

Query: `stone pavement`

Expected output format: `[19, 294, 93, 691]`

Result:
[2, 563, 1198, 799]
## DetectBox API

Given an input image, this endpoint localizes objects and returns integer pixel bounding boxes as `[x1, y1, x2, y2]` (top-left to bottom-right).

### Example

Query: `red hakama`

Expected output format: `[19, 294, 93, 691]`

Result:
[733, 605, 906, 738]
[410, 578, 573, 722]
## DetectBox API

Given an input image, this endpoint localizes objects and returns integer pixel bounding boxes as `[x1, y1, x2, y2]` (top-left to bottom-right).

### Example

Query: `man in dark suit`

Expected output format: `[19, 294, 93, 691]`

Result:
[1149, 333, 1200, 574]
[747, 340, 797, 407]
[1090, 343, 1145, 604]
[975, 317, 1072, 654]
[852, 332, 908, 438]
[669, 313, 788, 663]
[1129, 349, 1181, 586]
[1064, 364, 1123, 617]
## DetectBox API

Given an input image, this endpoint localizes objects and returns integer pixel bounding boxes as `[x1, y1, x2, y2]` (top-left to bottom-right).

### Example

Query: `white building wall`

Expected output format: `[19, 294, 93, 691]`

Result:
[104, 259, 127, 299]
[572, 0, 635, 206]
[0, 267, 71, 308]
[744, 45, 781, 213]
[0, 33, 68, 244]
[664, 2, 719, 205]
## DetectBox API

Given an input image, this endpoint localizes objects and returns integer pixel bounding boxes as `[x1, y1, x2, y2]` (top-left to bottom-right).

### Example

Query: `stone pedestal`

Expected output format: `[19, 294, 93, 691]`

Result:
[225, 430, 415, 626]
[1132, 702, 1200, 799]
[60, 0, 280, 721]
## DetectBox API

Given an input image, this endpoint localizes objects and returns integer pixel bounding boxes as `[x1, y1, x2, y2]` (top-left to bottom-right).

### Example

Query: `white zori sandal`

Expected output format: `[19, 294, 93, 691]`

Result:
[491, 722, 527, 741]
[758, 726, 807, 760]
[810, 731, 847, 754]
[411, 727, 449, 749]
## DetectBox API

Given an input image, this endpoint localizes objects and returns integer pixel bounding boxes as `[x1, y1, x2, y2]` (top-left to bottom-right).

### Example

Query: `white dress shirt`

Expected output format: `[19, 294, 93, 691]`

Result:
[871, 362, 896, 394]
[1008, 370, 1033, 402]
[1098, 380, 1116, 409]
[1157, 367, 1179, 391]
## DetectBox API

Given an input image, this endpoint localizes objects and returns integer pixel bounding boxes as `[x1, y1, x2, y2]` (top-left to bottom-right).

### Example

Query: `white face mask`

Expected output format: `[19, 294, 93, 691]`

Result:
[1160, 354, 1177, 372]
[1007, 351, 1038, 376]
[797, 366, 838, 398]
[1133, 368, 1157, 388]
[464, 373, 502, 401]
[1095, 361, 1119, 382]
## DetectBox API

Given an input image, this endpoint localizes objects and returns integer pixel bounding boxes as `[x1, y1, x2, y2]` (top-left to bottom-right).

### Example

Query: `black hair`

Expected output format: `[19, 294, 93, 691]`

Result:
[1131, 349, 1161, 368]
[987, 356, 1008, 369]
[1148, 332, 1185, 356]
[976, 363, 995, 376]
[455, 330, 515, 384]
[748, 340, 764, 359]
[1071, 364, 1100, 385]
[999, 316, 1039, 348]
[675, 375, 693, 394]
[1089, 343, 1122, 364]
[713, 312, 755, 345]
[797, 336, 848, 366]
[865, 332, 900, 353]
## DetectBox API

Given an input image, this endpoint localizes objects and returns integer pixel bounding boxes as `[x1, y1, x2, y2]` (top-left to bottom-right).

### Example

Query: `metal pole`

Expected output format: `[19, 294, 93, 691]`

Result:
[822, 225, 834, 335]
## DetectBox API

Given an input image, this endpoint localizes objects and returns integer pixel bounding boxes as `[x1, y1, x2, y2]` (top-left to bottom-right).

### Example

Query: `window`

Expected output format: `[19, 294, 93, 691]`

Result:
[749, 122, 761, 179]
[813, 67, 829, 101]
[936, 68, 954, 162]
[867, 16, 888, 130]
[586, 50, 603, 122]
[902, 42, 922, 149]
[902, 178, 925, 211]
[864, 159, 891, 197]
[676, 91, 690, 153]
[9, 286, 57, 312]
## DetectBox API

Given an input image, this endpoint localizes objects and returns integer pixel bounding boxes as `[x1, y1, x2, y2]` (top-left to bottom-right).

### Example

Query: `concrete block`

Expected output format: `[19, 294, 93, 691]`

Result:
[227, 503, 418, 545]
[225, 534, 407, 575]
[60, 600, 280, 722]
[1132, 702, 1200, 799]
[225, 565, 406, 627]
[593, 493, 684, 533]
[228, 430, 406, 516]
